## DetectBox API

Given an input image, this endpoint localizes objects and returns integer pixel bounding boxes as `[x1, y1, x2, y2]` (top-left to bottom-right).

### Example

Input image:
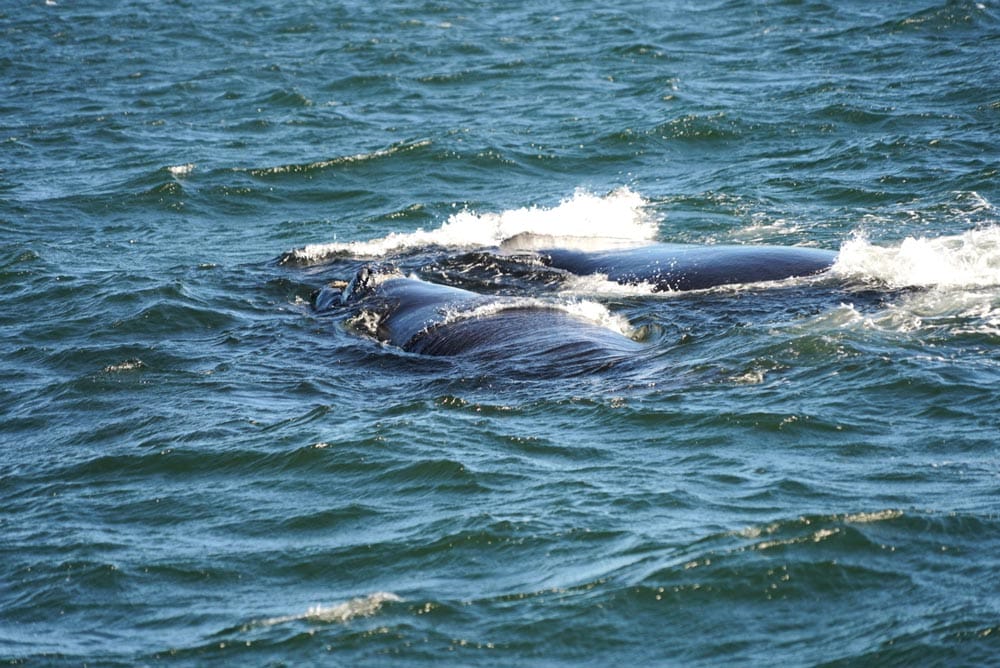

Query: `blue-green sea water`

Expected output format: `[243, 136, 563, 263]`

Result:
[3, 1, 1000, 665]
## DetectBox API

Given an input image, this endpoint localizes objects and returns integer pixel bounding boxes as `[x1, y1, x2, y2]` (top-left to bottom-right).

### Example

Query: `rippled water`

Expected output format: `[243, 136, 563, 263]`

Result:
[3, 1, 1000, 665]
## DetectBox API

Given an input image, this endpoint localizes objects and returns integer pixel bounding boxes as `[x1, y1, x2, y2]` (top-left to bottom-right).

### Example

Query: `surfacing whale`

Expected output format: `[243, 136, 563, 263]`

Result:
[500, 237, 837, 291]
[313, 265, 643, 360]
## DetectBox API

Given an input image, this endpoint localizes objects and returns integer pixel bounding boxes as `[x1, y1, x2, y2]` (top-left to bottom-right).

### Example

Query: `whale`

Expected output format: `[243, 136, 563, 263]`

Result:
[313, 265, 644, 360]
[526, 242, 837, 292]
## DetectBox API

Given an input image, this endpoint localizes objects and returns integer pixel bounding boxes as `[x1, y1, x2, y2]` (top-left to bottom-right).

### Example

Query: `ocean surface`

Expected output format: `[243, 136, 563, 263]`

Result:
[3, 0, 1000, 665]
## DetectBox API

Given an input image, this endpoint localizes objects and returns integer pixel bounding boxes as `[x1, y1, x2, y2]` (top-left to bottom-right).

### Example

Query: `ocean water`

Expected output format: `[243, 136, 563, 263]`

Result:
[2, 0, 1000, 665]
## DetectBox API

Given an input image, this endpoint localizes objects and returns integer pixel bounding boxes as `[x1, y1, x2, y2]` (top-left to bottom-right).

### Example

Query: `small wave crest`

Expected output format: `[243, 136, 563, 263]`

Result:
[285, 187, 655, 263]
[245, 139, 432, 178]
[102, 358, 146, 373]
[258, 592, 402, 627]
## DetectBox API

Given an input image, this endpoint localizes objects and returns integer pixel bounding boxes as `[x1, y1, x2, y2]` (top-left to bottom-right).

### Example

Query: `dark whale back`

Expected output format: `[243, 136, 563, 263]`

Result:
[540, 243, 837, 291]
[407, 307, 642, 359]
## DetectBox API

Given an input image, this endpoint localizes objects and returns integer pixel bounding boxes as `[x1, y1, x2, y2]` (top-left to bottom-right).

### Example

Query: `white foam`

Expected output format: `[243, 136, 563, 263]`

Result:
[103, 359, 145, 373]
[259, 592, 402, 627]
[558, 272, 660, 297]
[168, 163, 195, 177]
[832, 226, 1000, 290]
[287, 187, 655, 262]
[827, 227, 1000, 336]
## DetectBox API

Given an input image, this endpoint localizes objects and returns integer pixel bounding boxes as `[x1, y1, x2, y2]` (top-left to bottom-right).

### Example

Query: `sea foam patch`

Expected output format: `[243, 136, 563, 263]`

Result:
[815, 226, 1000, 337]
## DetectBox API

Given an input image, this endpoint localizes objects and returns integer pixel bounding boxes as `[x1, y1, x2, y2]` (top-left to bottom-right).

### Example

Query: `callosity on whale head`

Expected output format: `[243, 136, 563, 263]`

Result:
[311, 264, 403, 312]
[340, 264, 404, 304]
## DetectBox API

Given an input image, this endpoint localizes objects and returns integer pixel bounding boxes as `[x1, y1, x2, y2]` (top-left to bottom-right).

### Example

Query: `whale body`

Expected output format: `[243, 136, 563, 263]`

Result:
[315, 265, 643, 360]
[312, 242, 838, 361]
[535, 243, 837, 291]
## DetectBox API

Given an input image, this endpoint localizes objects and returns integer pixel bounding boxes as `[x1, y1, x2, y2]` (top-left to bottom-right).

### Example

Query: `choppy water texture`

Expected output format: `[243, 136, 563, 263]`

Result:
[3, 0, 1000, 665]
